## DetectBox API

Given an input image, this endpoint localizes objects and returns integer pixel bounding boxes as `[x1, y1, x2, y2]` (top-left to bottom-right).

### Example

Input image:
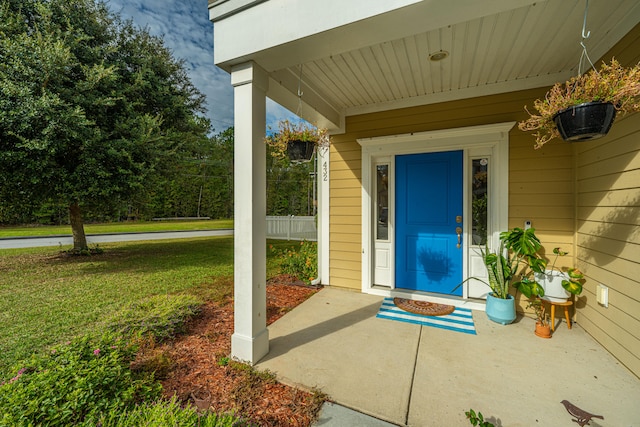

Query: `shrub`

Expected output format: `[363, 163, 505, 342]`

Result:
[97, 395, 249, 427]
[62, 245, 105, 256]
[0, 334, 161, 426]
[271, 240, 318, 285]
[129, 345, 173, 380]
[105, 294, 203, 342]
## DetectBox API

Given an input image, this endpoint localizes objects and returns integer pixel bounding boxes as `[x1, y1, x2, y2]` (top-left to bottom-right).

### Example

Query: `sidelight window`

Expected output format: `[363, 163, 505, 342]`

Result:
[376, 164, 389, 241]
[471, 158, 488, 245]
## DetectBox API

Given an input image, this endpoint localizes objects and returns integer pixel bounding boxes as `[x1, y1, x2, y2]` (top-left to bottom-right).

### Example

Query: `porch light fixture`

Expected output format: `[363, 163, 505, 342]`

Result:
[429, 50, 449, 61]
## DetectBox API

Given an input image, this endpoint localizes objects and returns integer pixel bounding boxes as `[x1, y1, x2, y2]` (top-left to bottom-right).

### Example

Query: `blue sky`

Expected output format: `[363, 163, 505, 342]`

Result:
[106, 0, 296, 134]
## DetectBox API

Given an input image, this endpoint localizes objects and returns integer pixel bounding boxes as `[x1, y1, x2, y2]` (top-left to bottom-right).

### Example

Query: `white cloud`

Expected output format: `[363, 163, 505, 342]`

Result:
[107, 0, 233, 132]
[106, 0, 299, 134]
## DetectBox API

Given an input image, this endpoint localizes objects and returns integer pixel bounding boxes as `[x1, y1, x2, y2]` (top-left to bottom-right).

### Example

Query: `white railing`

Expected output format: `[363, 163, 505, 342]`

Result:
[266, 216, 317, 241]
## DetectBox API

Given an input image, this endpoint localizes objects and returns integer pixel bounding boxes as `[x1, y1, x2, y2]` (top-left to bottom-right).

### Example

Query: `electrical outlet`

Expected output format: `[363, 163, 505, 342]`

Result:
[524, 220, 532, 230]
[597, 284, 609, 307]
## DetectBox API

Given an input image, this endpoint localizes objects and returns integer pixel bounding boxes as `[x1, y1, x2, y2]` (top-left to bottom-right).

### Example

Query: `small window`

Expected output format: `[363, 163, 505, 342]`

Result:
[471, 158, 488, 245]
[376, 164, 389, 241]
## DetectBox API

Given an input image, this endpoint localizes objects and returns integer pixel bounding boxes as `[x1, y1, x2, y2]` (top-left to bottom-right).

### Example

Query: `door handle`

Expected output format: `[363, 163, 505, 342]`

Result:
[456, 227, 462, 248]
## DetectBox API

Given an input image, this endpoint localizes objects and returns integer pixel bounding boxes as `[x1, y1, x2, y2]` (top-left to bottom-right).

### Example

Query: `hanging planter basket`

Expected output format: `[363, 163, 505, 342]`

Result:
[553, 101, 617, 142]
[517, 59, 640, 149]
[287, 139, 315, 162]
[265, 120, 330, 162]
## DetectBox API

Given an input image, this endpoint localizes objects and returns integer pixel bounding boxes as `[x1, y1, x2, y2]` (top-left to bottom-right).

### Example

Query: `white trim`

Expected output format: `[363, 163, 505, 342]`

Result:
[372, 159, 393, 287]
[368, 287, 487, 311]
[462, 152, 470, 297]
[358, 122, 515, 149]
[209, 0, 267, 22]
[357, 122, 514, 305]
[466, 152, 496, 299]
[318, 146, 330, 285]
[361, 150, 372, 289]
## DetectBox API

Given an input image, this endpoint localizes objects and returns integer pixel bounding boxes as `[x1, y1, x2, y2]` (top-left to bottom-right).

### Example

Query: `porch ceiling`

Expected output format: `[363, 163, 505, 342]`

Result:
[210, 0, 640, 131]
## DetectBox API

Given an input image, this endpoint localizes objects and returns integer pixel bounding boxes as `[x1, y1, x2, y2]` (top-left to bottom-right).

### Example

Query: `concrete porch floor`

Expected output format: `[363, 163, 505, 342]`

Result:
[256, 287, 640, 426]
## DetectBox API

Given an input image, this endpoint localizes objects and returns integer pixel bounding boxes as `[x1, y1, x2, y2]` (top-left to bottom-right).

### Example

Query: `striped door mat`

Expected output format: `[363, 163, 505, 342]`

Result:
[376, 297, 476, 335]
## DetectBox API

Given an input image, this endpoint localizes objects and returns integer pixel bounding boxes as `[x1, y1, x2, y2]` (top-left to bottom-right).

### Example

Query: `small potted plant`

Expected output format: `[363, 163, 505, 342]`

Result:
[265, 119, 330, 162]
[534, 247, 584, 302]
[456, 227, 546, 325]
[527, 299, 551, 339]
[518, 58, 640, 148]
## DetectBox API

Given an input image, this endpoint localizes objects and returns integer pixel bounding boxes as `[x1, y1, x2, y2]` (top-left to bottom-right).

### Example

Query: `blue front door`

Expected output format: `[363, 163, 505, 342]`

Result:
[395, 151, 463, 295]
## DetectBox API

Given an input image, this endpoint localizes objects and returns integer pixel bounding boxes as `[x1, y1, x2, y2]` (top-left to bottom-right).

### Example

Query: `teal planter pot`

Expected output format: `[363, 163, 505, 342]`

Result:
[486, 293, 516, 325]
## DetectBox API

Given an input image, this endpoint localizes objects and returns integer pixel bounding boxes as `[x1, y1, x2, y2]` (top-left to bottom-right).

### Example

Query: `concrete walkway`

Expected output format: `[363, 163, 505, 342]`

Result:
[256, 287, 640, 426]
[0, 229, 233, 249]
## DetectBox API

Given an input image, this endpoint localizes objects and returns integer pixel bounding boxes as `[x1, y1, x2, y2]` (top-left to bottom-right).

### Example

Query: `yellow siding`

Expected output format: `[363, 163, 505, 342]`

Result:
[508, 127, 575, 238]
[330, 241, 360, 253]
[573, 23, 640, 379]
[576, 113, 640, 378]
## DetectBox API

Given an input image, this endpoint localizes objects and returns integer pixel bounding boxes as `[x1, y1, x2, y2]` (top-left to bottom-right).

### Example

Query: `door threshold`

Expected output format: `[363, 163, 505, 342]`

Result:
[368, 286, 486, 311]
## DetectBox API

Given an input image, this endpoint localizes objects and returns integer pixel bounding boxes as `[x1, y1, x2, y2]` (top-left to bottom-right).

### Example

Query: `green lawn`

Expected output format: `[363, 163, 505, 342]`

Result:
[0, 237, 290, 376]
[0, 219, 234, 238]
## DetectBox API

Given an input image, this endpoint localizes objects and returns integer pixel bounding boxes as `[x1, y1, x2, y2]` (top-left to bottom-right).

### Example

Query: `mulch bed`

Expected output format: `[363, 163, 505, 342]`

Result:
[138, 274, 324, 426]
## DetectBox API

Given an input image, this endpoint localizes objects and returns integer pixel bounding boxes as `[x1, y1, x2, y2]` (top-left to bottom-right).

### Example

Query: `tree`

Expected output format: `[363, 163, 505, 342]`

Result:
[197, 127, 234, 219]
[0, 0, 207, 250]
[125, 126, 233, 220]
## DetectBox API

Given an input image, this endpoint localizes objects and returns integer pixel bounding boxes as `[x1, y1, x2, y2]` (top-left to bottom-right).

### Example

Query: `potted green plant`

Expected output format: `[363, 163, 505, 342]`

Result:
[462, 227, 546, 325]
[534, 247, 584, 302]
[527, 299, 551, 339]
[518, 58, 640, 149]
[264, 119, 330, 162]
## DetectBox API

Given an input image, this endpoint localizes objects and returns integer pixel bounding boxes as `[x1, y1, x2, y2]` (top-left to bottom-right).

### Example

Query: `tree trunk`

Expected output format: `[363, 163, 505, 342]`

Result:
[69, 202, 88, 251]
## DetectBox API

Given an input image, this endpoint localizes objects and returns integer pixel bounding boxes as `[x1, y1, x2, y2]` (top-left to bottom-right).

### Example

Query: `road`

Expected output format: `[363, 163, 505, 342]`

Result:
[0, 229, 234, 249]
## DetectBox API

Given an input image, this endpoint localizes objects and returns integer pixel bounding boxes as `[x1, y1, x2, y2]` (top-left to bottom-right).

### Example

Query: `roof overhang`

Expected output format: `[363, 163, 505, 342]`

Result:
[209, 0, 640, 132]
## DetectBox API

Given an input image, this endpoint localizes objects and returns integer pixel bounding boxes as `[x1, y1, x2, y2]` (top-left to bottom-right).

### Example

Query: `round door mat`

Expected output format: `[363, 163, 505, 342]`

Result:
[393, 298, 455, 316]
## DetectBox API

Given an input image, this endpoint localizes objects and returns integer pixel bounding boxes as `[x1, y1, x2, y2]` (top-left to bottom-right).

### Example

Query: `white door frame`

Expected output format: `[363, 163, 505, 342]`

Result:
[357, 122, 515, 308]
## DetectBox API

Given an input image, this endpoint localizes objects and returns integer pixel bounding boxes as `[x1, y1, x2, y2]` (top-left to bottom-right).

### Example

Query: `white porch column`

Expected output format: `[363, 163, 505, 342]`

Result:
[318, 146, 330, 284]
[230, 61, 269, 364]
